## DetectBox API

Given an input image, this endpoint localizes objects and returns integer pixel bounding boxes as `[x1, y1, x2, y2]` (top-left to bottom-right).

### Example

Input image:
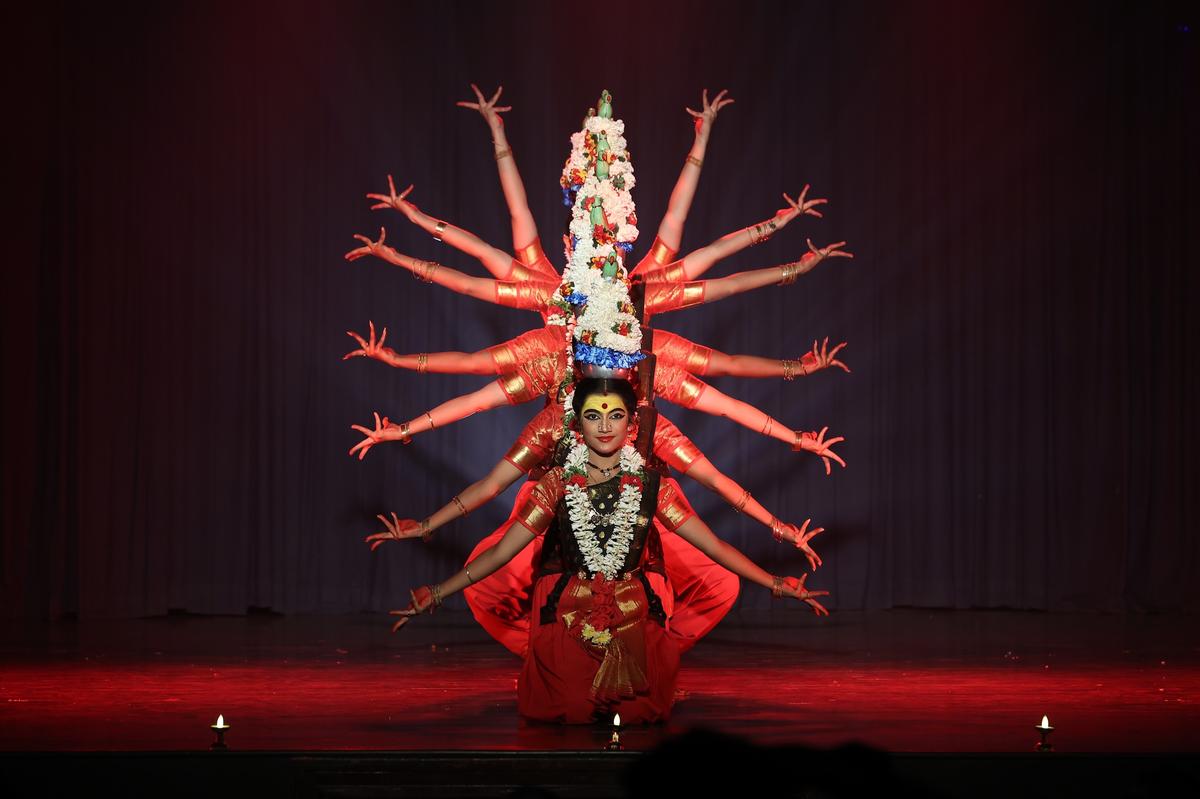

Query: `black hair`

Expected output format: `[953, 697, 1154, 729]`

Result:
[571, 378, 638, 419]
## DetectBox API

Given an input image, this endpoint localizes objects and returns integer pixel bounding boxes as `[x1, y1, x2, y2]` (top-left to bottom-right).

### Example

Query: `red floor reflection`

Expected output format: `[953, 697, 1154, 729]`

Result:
[2, 610, 1195, 752]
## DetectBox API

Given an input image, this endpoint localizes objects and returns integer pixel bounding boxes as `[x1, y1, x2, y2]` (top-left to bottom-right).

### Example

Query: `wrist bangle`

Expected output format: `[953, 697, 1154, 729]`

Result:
[430, 584, 444, 608]
[777, 261, 801, 286]
[433, 221, 447, 242]
[494, 147, 512, 161]
[412, 259, 440, 283]
[733, 489, 751, 513]
[686, 154, 703, 168]
[464, 563, 476, 584]
[420, 519, 432, 542]
[416, 353, 428, 374]
[425, 411, 437, 430]
[771, 575, 784, 598]
[452, 495, 468, 517]
[782, 359, 796, 381]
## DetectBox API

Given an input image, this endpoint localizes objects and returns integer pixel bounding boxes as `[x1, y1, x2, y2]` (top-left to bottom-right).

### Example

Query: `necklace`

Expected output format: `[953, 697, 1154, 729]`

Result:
[587, 460, 619, 477]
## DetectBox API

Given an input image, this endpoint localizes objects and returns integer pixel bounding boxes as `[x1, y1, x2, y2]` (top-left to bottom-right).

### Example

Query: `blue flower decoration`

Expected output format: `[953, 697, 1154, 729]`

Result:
[616, 242, 633, 256]
[573, 341, 647, 369]
[565, 291, 588, 306]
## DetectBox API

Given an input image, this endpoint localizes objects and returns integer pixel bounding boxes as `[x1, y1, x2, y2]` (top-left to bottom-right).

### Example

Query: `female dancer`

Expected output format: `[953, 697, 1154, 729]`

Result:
[389, 378, 830, 723]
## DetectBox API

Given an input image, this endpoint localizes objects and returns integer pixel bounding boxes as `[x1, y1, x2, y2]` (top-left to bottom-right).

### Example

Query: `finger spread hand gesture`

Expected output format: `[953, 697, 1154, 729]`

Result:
[389, 585, 438, 632]
[345, 227, 389, 262]
[348, 411, 396, 461]
[366, 174, 415, 214]
[456, 83, 511, 130]
[790, 517, 826, 570]
[685, 88, 735, 139]
[343, 320, 389, 361]
[795, 426, 848, 475]
[365, 512, 426, 552]
[801, 337, 851, 374]
[781, 184, 828, 220]
[778, 574, 831, 616]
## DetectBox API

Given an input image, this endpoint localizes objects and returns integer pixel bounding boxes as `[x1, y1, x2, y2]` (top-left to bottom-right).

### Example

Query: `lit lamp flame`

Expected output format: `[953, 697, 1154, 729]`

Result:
[210, 713, 231, 751]
[605, 713, 623, 751]
[1034, 713, 1054, 751]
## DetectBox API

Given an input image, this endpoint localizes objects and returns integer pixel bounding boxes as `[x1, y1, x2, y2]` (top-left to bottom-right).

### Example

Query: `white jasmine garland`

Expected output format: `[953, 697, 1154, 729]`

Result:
[562, 440, 645, 581]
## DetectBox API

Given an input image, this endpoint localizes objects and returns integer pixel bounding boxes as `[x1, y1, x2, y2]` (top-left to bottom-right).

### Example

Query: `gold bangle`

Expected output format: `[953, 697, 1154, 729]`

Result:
[430, 584, 444, 608]
[782, 359, 796, 381]
[760, 416, 774, 438]
[686, 154, 703, 168]
[733, 489, 751, 514]
[771, 575, 784, 598]
[748, 219, 778, 247]
[399, 422, 412, 445]
[419, 519, 432, 542]
[494, 147, 512, 161]
[777, 261, 801, 286]
[433, 221, 447, 242]
[770, 519, 786, 543]
[425, 411, 437, 430]
[452, 495, 468, 517]
[412, 259, 440, 283]
[464, 563, 476, 584]
[416, 353, 428, 374]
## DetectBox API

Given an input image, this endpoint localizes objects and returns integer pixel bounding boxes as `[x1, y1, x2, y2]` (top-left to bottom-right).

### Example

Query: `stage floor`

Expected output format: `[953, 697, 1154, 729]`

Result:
[1, 609, 1195, 753]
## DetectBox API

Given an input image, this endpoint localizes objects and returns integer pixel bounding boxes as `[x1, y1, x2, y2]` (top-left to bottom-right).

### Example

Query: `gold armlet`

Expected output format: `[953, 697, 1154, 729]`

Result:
[464, 563, 476, 584]
[425, 411, 437, 430]
[451, 495, 469, 518]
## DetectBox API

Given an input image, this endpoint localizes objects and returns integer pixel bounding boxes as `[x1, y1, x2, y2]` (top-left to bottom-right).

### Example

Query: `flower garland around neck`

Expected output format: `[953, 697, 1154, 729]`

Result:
[562, 432, 645, 581]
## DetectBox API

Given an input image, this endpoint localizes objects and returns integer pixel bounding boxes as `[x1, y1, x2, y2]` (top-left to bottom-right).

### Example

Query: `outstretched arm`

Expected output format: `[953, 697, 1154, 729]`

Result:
[643, 238, 854, 316]
[647, 187, 829, 282]
[685, 457, 825, 569]
[343, 319, 507, 375]
[345, 227, 498, 302]
[391, 518, 540, 631]
[456, 84, 543, 259]
[635, 89, 735, 273]
[366, 177, 519, 280]
[672, 515, 830, 615]
[348, 380, 513, 459]
[366, 459, 526, 550]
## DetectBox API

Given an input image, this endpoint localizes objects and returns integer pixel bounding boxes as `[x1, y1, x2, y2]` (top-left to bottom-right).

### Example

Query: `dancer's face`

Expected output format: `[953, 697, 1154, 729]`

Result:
[578, 392, 630, 457]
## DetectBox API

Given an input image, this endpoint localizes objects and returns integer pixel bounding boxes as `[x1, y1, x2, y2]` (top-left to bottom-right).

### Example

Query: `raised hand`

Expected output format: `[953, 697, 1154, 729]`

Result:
[389, 585, 439, 632]
[344, 227, 391, 262]
[775, 574, 831, 616]
[365, 512, 428, 552]
[799, 337, 851, 375]
[366, 175, 415, 217]
[348, 411, 407, 461]
[794, 426, 847, 475]
[685, 88, 735, 140]
[776, 518, 826, 570]
[343, 320, 390, 362]
[782, 184, 828, 221]
[805, 237, 854, 265]
[456, 83, 511, 132]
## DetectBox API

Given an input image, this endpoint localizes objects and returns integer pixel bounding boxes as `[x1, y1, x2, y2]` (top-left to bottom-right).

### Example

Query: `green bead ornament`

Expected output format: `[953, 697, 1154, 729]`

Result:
[597, 90, 612, 119]
[590, 197, 605, 227]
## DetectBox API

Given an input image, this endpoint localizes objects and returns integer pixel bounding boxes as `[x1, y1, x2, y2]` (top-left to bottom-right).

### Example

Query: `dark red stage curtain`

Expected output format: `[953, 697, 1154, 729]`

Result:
[3, 1, 1197, 618]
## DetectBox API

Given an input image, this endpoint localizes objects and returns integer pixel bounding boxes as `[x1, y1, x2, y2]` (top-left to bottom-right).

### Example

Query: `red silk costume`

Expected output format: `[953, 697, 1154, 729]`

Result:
[487, 326, 712, 378]
[511, 467, 695, 723]
[463, 404, 738, 658]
